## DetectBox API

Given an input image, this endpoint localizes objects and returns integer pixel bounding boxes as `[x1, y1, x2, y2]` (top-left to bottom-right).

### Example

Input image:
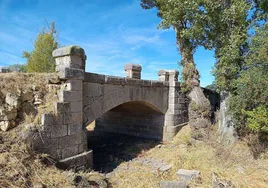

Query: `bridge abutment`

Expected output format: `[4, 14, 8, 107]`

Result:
[33, 46, 93, 170]
[160, 70, 189, 141]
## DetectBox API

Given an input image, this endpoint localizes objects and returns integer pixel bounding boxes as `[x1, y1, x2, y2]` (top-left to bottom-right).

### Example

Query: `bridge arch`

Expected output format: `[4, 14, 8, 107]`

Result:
[82, 75, 169, 130]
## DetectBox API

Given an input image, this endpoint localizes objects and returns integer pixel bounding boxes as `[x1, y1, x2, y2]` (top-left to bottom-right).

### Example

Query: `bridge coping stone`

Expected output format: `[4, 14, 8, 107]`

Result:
[52, 45, 86, 60]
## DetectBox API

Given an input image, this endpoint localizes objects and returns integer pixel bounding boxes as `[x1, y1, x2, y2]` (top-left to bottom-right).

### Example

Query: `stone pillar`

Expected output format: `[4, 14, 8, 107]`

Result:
[124, 63, 142, 79]
[163, 70, 189, 141]
[158, 70, 169, 81]
[36, 45, 92, 170]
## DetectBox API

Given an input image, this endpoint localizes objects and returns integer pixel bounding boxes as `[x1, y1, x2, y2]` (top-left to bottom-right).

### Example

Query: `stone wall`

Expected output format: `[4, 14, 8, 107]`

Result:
[24, 46, 93, 170]
[0, 73, 59, 132]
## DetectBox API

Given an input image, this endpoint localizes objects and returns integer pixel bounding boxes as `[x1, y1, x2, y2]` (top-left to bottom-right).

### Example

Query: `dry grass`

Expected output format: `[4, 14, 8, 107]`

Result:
[108, 125, 268, 187]
[1, 123, 267, 187]
[0, 73, 60, 128]
[0, 124, 105, 188]
[0, 72, 55, 94]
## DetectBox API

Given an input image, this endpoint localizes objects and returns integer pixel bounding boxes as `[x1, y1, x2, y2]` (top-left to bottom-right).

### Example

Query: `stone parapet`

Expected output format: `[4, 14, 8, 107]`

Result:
[124, 63, 142, 79]
[84, 72, 169, 87]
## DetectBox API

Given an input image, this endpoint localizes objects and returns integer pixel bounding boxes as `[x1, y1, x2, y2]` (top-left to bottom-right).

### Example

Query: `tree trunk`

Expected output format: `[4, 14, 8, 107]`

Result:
[175, 28, 211, 140]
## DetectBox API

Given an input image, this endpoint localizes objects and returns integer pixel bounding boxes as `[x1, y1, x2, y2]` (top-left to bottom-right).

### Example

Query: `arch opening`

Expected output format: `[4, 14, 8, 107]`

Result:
[87, 101, 164, 173]
[94, 101, 165, 140]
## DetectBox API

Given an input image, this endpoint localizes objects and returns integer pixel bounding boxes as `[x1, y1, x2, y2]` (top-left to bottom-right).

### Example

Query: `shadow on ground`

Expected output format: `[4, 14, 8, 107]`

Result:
[87, 131, 160, 173]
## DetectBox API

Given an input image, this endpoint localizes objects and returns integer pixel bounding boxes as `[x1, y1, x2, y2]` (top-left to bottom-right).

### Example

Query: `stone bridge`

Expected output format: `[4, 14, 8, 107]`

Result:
[32, 45, 189, 169]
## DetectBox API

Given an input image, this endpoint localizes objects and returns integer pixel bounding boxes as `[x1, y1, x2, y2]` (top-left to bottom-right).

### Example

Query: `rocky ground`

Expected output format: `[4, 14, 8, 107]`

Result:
[87, 125, 268, 187]
[1, 121, 268, 187]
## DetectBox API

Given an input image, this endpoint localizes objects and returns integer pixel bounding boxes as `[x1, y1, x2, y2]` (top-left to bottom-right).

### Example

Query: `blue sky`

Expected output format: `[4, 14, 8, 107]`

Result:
[0, 0, 215, 86]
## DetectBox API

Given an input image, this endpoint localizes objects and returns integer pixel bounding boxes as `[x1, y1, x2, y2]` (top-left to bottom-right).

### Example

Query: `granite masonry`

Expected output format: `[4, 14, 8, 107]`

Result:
[29, 45, 189, 169]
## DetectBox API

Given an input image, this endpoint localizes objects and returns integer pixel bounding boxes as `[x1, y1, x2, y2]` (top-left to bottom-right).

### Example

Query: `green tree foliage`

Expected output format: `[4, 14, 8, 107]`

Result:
[228, 23, 268, 134]
[205, 81, 218, 92]
[245, 106, 268, 133]
[141, 0, 248, 92]
[141, 0, 211, 90]
[23, 22, 58, 73]
[8, 64, 27, 72]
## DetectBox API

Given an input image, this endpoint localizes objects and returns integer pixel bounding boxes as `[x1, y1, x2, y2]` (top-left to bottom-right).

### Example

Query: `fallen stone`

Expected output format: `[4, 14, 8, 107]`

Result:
[159, 164, 172, 172]
[212, 172, 233, 188]
[0, 106, 17, 121]
[0, 120, 15, 132]
[0, 121, 11, 131]
[34, 94, 43, 105]
[5, 93, 20, 108]
[22, 90, 33, 102]
[160, 181, 187, 188]
[177, 169, 200, 182]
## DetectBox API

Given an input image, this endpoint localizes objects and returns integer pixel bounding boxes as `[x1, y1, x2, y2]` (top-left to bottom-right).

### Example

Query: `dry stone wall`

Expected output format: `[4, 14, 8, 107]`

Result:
[0, 73, 60, 132]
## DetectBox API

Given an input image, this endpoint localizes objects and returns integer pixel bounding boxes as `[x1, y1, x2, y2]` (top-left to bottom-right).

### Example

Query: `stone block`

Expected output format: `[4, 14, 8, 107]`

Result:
[124, 63, 142, 71]
[78, 142, 88, 153]
[49, 125, 68, 138]
[41, 113, 54, 126]
[59, 150, 93, 169]
[61, 91, 82, 102]
[56, 102, 70, 114]
[5, 93, 20, 108]
[163, 132, 176, 141]
[124, 64, 142, 79]
[158, 70, 169, 81]
[40, 113, 65, 125]
[0, 107, 17, 121]
[160, 181, 186, 188]
[70, 112, 83, 124]
[176, 169, 200, 182]
[0, 120, 15, 131]
[31, 136, 59, 150]
[53, 45, 86, 58]
[68, 124, 82, 135]
[164, 119, 176, 128]
[58, 133, 83, 148]
[61, 146, 79, 159]
[58, 68, 84, 80]
[83, 106, 95, 124]
[90, 100, 102, 119]
[65, 80, 82, 91]
[70, 101, 83, 113]
[21, 91, 33, 102]
[84, 72, 105, 83]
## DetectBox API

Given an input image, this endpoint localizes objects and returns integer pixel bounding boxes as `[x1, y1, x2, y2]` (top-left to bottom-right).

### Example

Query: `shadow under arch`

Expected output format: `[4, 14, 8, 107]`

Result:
[87, 101, 164, 173]
[95, 101, 165, 140]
